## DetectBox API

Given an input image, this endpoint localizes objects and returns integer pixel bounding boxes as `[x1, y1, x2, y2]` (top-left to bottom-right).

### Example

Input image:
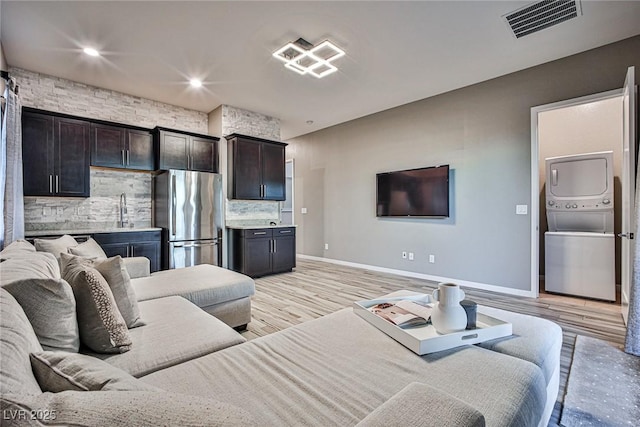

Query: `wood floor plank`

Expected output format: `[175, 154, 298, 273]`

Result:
[241, 259, 627, 426]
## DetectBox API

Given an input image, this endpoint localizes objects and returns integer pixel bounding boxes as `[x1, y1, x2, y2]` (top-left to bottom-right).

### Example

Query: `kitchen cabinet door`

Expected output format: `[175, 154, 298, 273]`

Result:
[189, 136, 217, 172]
[91, 123, 126, 168]
[22, 111, 55, 196]
[262, 142, 286, 201]
[126, 129, 154, 171]
[158, 130, 189, 170]
[272, 234, 296, 273]
[231, 137, 262, 199]
[54, 117, 91, 197]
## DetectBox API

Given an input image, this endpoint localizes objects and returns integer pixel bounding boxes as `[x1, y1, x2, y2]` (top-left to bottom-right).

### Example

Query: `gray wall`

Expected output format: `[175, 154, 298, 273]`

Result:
[287, 35, 640, 292]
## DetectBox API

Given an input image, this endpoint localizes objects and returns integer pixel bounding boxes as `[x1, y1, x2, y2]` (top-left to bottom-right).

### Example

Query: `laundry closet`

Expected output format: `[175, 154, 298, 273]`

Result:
[538, 95, 622, 302]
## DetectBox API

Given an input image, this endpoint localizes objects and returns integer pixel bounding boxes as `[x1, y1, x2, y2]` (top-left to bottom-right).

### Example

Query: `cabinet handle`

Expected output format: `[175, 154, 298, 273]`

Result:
[253, 231, 267, 235]
[126, 246, 130, 257]
[130, 245, 134, 256]
[55, 175, 59, 193]
[49, 175, 53, 194]
[187, 154, 190, 169]
[273, 239, 277, 253]
[122, 150, 126, 166]
[269, 239, 273, 253]
[126, 150, 130, 166]
[279, 230, 291, 234]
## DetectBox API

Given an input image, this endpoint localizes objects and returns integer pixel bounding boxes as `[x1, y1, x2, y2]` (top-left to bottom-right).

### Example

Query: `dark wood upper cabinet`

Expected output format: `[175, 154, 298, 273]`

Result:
[155, 128, 219, 172]
[22, 109, 90, 197]
[227, 134, 286, 201]
[125, 129, 154, 170]
[91, 123, 153, 171]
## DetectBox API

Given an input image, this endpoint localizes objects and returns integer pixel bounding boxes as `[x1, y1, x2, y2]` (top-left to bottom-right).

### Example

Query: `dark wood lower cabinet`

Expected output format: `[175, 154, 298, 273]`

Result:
[93, 231, 161, 273]
[229, 227, 296, 278]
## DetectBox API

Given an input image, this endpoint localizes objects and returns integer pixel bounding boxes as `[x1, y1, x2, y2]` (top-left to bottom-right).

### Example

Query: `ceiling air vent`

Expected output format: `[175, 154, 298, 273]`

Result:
[504, 0, 582, 39]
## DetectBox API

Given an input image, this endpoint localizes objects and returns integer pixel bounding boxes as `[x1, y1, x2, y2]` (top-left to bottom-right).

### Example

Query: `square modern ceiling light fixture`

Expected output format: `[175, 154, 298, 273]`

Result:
[273, 38, 345, 78]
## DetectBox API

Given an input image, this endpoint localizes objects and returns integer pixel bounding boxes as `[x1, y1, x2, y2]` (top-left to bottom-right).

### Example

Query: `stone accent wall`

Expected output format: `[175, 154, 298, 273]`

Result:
[221, 105, 280, 140]
[25, 169, 152, 232]
[219, 105, 282, 223]
[11, 67, 208, 132]
[13, 67, 206, 232]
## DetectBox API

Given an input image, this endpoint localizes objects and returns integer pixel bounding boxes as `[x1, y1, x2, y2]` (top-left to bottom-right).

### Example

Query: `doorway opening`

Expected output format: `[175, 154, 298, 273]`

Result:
[531, 89, 623, 303]
[280, 159, 294, 225]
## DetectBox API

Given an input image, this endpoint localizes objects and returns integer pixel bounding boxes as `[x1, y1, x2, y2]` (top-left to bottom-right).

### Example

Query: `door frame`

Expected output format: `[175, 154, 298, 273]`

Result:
[530, 88, 623, 297]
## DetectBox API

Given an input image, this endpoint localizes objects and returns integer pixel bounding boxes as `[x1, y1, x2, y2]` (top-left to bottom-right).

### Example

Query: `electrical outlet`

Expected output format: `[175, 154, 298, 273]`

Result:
[56, 207, 64, 216]
[324, 243, 329, 250]
[408, 252, 414, 261]
[429, 254, 435, 263]
[402, 251, 407, 259]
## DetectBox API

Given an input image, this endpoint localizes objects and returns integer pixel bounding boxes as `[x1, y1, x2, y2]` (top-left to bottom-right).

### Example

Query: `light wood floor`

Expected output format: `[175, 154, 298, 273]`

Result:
[241, 258, 626, 426]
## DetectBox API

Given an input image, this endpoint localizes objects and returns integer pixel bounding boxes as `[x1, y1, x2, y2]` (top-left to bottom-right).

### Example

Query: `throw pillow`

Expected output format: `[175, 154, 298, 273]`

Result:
[1, 391, 257, 427]
[68, 238, 107, 259]
[34, 235, 78, 260]
[60, 253, 144, 328]
[61, 257, 132, 354]
[30, 352, 159, 392]
[0, 239, 36, 260]
[3, 278, 80, 353]
[93, 256, 145, 328]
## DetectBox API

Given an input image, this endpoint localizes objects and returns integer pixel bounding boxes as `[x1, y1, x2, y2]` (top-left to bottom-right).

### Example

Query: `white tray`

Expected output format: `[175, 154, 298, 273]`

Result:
[353, 294, 512, 355]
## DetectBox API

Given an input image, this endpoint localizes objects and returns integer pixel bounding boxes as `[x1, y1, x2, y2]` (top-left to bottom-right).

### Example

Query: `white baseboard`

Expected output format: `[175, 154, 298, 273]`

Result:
[297, 254, 537, 298]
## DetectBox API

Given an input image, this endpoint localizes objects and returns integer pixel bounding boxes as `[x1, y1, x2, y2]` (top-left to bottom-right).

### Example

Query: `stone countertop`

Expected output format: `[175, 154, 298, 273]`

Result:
[225, 224, 297, 230]
[25, 227, 162, 237]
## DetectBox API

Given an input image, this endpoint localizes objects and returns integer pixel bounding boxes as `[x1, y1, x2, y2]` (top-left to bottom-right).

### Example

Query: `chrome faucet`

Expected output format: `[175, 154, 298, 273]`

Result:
[119, 193, 128, 228]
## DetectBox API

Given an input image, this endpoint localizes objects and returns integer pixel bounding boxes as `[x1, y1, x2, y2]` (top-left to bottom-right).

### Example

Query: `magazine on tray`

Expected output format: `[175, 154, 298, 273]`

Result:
[368, 300, 433, 328]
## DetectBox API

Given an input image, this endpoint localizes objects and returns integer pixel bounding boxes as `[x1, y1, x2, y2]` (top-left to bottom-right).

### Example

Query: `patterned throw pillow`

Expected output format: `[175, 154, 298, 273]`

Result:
[61, 258, 131, 354]
[60, 253, 144, 328]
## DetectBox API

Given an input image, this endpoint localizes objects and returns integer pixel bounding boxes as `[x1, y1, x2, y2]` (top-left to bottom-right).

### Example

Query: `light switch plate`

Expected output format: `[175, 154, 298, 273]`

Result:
[301, 207, 308, 214]
[516, 205, 528, 215]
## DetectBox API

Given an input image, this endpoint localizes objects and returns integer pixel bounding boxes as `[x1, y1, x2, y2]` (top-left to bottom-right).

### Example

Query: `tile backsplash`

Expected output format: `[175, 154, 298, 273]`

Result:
[24, 169, 152, 232]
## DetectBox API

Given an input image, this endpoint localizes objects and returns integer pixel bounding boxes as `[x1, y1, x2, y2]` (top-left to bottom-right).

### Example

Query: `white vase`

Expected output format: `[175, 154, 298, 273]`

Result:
[431, 283, 467, 334]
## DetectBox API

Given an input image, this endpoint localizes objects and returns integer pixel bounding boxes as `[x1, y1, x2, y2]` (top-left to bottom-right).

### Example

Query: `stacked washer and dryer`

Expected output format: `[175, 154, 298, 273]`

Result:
[544, 151, 616, 301]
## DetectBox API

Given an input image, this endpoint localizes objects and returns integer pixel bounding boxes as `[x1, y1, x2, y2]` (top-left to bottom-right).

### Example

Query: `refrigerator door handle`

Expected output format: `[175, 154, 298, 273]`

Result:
[171, 174, 177, 239]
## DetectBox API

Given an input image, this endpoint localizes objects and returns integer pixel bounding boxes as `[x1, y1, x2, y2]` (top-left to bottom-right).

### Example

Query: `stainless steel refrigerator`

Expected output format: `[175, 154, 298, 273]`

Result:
[154, 170, 223, 269]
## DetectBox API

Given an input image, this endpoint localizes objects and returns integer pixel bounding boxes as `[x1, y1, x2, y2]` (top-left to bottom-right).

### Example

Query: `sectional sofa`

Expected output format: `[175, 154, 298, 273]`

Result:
[0, 239, 563, 426]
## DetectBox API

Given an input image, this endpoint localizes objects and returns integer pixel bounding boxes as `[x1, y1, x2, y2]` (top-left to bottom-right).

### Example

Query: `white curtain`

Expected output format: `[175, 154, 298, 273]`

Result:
[0, 78, 25, 249]
[625, 162, 640, 356]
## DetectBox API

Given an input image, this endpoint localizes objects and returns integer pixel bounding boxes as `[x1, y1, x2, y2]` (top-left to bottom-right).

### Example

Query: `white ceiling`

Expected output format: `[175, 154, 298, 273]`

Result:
[2, 1, 640, 139]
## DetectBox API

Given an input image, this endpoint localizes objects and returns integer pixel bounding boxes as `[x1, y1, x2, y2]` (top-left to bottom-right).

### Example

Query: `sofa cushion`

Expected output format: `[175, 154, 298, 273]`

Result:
[34, 234, 78, 260]
[68, 237, 107, 258]
[85, 296, 246, 377]
[141, 308, 547, 426]
[477, 306, 563, 384]
[356, 382, 485, 427]
[122, 256, 150, 279]
[30, 351, 159, 392]
[132, 264, 255, 307]
[0, 289, 43, 396]
[0, 391, 257, 426]
[61, 255, 132, 354]
[3, 277, 79, 353]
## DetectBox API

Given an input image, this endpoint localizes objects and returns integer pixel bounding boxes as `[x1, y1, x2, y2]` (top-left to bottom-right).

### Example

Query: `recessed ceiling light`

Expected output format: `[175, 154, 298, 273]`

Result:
[83, 47, 100, 57]
[189, 78, 202, 88]
[273, 38, 345, 79]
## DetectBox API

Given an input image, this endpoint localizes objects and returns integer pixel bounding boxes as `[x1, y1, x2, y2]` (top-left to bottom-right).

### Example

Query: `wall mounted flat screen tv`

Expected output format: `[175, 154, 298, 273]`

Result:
[376, 165, 449, 217]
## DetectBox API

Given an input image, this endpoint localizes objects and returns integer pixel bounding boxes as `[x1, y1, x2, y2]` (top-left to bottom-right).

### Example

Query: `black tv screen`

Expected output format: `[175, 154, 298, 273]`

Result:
[376, 165, 449, 217]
